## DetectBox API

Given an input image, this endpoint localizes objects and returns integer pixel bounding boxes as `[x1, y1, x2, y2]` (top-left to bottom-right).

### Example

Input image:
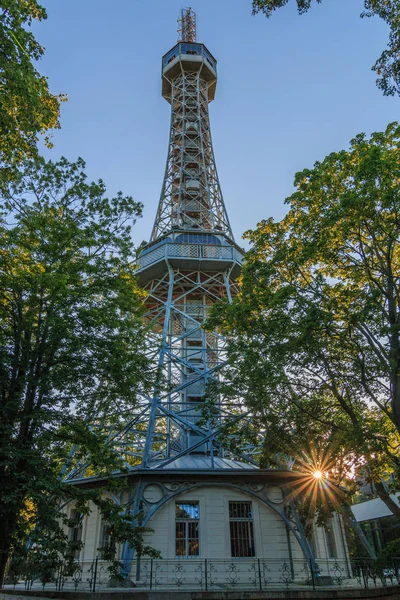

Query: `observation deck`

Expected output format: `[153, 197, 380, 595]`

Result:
[136, 233, 243, 284]
[162, 42, 217, 102]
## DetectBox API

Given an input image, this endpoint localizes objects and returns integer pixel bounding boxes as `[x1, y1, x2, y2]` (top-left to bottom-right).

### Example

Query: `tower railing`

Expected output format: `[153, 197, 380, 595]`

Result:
[137, 242, 244, 271]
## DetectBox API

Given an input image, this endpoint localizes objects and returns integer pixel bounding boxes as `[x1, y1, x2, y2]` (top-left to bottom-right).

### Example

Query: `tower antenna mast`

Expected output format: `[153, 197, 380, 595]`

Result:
[177, 7, 197, 42]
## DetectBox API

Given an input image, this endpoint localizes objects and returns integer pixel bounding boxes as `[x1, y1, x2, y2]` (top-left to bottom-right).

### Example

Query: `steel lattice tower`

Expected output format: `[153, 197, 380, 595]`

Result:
[115, 9, 263, 571]
[61, 11, 374, 573]
[133, 9, 252, 470]
[64, 7, 257, 485]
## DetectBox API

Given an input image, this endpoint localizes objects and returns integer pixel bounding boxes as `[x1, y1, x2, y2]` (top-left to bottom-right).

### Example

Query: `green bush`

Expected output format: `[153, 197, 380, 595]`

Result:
[377, 538, 400, 565]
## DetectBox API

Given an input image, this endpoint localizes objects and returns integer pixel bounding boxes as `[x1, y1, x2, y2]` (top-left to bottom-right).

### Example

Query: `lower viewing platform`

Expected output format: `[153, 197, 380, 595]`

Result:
[136, 240, 244, 283]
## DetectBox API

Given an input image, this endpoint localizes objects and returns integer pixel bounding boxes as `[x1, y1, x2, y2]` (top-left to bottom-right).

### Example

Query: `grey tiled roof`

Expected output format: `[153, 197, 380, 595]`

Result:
[149, 455, 259, 470]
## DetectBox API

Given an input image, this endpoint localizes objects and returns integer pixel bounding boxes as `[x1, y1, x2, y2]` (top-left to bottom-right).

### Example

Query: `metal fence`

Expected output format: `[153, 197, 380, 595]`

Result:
[3, 557, 400, 592]
[137, 242, 244, 270]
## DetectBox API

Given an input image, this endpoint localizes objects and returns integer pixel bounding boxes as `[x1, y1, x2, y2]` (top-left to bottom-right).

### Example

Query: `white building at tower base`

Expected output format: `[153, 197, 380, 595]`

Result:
[67, 458, 350, 588]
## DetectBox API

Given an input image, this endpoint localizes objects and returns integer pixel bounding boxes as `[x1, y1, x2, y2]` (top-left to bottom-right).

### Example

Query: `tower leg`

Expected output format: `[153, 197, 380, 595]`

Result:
[341, 507, 376, 558]
[143, 265, 174, 468]
[283, 497, 319, 580]
[120, 479, 144, 581]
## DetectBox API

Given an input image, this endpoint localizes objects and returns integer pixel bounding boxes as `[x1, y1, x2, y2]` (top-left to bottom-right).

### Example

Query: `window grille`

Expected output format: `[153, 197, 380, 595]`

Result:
[229, 501, 255, 557]
[175, 502, 199, 557]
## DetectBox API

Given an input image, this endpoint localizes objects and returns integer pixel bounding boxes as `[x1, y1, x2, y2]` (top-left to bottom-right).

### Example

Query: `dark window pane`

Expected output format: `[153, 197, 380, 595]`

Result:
[188, 521, 198, 538]
[176, 522, 185, 539]
[229, 501, 252, 519]
[176, 539, 185, 556]
[68, 510, 83, 560]
[188, 540, 199, 556]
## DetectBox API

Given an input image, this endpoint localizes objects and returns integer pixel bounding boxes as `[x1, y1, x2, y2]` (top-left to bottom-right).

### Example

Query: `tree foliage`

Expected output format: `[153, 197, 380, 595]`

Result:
[0, 0, 65, 175]
[7, 481, 160, 587]
[0, 156, 155, 583]
[252, 0, 400, 96]
[208, 122, 400, 517]
[377, 537, 400, 563]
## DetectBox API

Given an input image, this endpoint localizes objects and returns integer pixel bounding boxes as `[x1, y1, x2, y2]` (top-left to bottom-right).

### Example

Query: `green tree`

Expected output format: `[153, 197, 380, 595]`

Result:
[7, 481, 159, 587]
[0, 156, 155, 584]
[252, 0, 400, 96]
[0, 1, 64, 175]
[208, 122, 400, 517]
[377, 537, 400, 562]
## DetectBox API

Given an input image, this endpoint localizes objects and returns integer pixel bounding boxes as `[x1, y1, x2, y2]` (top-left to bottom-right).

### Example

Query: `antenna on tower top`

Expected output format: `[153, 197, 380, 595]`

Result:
[177, 7, 197, 43]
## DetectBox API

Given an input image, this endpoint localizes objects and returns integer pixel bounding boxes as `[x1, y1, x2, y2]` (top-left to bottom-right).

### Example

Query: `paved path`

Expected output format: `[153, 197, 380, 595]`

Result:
[1, 594, 51, 600]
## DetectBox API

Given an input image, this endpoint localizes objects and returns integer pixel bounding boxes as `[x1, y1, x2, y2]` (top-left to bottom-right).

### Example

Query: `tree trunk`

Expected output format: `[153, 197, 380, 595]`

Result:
[0, 517, 17, 587]
[374, 479, 400, 519]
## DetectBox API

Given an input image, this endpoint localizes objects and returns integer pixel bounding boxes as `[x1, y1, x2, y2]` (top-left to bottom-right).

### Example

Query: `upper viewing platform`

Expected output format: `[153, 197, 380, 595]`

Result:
[162, 42, 217, 102]
[163, 43, 217, 74]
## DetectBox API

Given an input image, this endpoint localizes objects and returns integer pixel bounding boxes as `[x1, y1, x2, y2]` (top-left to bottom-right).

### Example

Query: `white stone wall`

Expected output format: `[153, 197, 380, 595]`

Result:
[141, 485, 298, 560]
[65, 483, 349, 567]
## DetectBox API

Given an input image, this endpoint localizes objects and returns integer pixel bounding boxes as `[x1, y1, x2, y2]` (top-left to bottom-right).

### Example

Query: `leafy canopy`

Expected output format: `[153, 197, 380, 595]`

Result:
[252, 0, 400, 96]
[0, 156, 155, 582]
[0, 0, 65, 173]
[208, 122, 400, 516]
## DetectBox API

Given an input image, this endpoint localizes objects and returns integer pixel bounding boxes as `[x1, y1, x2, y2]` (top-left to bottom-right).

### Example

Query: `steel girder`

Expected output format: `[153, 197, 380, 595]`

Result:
[137, 261, 262, 467]
[62, 260, 262, 482]
[151, 70, 232, 241]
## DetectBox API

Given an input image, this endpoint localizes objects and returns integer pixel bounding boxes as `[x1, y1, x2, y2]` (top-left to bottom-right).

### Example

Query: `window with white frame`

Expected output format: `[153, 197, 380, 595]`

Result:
[98, 520, 115, 559]
[68, 509, 83, 559]
[324, 519, 338, 558]
[309, 529, 318, 558]
[229, 501, 255, 557]
[175, 502, 199, 556]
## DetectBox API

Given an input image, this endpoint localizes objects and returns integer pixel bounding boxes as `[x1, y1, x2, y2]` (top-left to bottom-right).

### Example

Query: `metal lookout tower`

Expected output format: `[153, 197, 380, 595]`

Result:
[119, 7, 267, 570]
[62, 9, 360, 581]
[138, 7, 245, 468]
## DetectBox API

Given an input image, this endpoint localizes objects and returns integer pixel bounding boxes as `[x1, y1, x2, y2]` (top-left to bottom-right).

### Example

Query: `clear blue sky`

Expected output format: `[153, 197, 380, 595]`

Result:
[33, 0, 398, 247]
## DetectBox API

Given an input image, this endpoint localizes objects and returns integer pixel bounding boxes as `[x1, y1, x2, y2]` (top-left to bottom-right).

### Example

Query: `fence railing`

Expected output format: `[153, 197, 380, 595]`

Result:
[137, 242, 243, 270]
[3, 557, 400, 592]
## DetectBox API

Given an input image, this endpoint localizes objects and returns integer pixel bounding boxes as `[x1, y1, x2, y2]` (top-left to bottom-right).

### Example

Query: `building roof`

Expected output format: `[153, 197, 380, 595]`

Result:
[148, 455, 259, 471]
[351, 494, 400, 522]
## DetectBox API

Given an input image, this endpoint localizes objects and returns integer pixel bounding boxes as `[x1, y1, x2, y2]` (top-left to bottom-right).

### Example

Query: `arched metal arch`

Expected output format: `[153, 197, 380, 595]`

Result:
[121, 480, 314, 572]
